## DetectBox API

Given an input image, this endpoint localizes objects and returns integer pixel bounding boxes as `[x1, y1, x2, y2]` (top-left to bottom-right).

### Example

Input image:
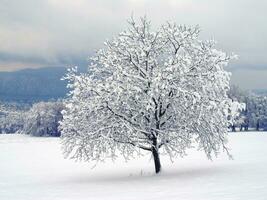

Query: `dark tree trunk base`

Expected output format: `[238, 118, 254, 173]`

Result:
[152, 147, 161, 174]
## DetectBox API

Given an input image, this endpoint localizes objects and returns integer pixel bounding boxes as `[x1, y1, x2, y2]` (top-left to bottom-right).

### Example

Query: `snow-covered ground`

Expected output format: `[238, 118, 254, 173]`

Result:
[0, 133, 266, 200]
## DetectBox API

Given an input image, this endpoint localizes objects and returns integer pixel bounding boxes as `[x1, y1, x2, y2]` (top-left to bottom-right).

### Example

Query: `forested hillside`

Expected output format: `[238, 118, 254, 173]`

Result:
[0, 66, 86, 103]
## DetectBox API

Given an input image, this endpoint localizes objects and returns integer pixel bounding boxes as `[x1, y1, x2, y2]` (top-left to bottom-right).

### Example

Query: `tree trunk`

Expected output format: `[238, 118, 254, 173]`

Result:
[232, 125, 236, 132]
[152, 137, 161, 174]
[152, 147, 161, 173]
[256, 120, 260, 131]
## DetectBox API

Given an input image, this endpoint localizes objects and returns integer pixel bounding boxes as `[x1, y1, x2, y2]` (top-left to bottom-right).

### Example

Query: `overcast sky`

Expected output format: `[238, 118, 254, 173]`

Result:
[0, 0, 266, 89]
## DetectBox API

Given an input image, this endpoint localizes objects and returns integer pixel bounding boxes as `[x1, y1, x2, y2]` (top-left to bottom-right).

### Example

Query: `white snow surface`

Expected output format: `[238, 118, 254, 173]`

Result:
[0, 133, 266, 200]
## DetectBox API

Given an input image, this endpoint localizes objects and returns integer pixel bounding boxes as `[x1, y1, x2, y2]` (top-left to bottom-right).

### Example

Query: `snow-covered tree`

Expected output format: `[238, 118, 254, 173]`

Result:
[228, 85, 248, 103]
[60, 17, 235, 173]
[0, 102, 25, 134]
[246, 95, 267, 131]
[228, 85, 249, 131]
[23, 101, 64, 136]
[228, 100, 246, 132]
[228, 86, 267, 131]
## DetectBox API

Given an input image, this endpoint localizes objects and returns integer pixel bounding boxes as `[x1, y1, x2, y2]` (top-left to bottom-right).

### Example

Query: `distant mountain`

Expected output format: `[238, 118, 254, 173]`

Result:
[0, 66, 87, 103]
[2, 66, 265, 104]
[252, 89, 267, 96]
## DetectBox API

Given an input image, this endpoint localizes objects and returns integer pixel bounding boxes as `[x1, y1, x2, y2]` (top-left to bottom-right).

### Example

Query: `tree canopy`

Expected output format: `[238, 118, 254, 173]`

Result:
[60, 17, 235, 173]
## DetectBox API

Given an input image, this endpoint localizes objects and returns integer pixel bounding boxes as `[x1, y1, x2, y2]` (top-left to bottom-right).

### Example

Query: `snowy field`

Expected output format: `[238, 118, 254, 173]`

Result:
[0, 133, 267, 200]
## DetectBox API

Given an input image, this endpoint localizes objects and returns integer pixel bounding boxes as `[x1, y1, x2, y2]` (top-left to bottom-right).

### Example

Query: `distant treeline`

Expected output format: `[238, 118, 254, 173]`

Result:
[0, 101, 64, 136]
[228, 85, 267, 131]
[1, 85, 267, 136]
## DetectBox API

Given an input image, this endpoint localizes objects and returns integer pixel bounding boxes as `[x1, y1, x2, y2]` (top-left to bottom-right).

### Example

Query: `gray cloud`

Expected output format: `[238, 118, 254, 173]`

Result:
[0, 0, 266, 88]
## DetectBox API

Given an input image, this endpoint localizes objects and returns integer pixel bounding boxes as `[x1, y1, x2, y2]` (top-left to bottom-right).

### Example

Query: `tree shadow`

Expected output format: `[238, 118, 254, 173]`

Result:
[63, 165, 234, 184]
